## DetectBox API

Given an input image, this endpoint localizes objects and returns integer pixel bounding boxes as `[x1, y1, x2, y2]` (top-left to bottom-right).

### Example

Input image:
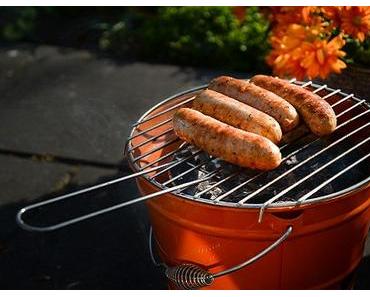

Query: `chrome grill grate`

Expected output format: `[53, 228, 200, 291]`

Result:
[126, 80, 370, 216]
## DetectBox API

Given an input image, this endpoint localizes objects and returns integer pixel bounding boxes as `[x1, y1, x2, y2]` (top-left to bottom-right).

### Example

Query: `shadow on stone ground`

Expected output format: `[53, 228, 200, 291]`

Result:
[0, 169, 167, 289]
[356, 255, 370, 289]
[0, 165, 369, 289]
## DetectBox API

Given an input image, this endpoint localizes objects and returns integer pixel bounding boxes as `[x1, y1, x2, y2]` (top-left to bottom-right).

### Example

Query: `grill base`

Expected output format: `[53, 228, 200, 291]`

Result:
[138, 177, 370, 289]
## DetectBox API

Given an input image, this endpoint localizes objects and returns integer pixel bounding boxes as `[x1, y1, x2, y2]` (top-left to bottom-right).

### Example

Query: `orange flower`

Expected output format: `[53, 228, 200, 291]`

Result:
[268, 34, 347, 80]
[270, 22, 324, 53]
[272, 6, 323, 27]
[267, 49, 307, 80]
[321, 6, 343, 28]
[272, 7, 304, 26]
[280, 24, 307, 50]
[267, 6, 350, 80]
[300, 36, 347, 79]
[302, 6, 321, 24]
[341, 6, 370, 41]
[267, 25, 308, 80]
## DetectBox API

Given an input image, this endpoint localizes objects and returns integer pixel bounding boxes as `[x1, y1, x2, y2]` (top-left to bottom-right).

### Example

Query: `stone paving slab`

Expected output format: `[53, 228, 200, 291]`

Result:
[0, 45, 242, 164]
[0, 154, 117, 206]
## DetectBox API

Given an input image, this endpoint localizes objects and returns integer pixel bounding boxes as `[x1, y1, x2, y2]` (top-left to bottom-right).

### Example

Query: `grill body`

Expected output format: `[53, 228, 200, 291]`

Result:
[139, 178, 370, 289]
[127, 82, 370, 289]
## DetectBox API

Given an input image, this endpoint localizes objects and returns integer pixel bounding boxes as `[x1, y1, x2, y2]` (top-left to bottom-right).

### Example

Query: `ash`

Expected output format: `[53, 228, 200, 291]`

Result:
[169, 145, 258, 201]
[286, 155, 298, 165]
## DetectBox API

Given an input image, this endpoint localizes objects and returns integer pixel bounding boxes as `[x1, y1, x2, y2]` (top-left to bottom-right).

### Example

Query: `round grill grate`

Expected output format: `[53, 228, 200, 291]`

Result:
[127, 80, 370, 210]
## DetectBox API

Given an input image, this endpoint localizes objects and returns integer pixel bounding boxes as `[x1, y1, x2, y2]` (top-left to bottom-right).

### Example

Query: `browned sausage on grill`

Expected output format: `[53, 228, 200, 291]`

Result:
[250, 75, 337, 136]
[173, 108, 282, 170]
[208, 76, 299, 132]
[192, 89, 282, 144]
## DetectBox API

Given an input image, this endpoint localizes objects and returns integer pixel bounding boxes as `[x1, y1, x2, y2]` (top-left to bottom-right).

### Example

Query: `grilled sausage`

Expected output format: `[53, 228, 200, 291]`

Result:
[192, 89, 282, 144]
[208, 76, 299, 132]
[173, 108, 282, 170]
[250, 75, 337, 136]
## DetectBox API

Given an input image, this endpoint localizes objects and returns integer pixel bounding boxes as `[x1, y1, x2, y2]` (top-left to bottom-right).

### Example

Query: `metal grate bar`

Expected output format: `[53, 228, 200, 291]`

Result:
[140, 143, 186, 170]
[212, 140, 310, 202]
[161, 150, 227, 188]
[199, 141, 292, 201]
[151, 149, 202, 179]
[336, 99, 366, 118]
[274, 105, 370, 168]
[331, 94, 354, 108]
[298, 152, 370, 202]
[195, 140, 293, 200]
[150, 148, 222, 188]
[171, 166, 225, 196]
[313, 84, 327, 93]
[301, 81, 312, 88]
[322, 89, 341, 99]
[257, 135, 370, 222]
[274, 100, 366, 163]
[238, 119, 370, 205]
[213, 174, 260, 202]
[128, 128, 174, 153]
[312, 85, 325, 94]
[163, 157, 215, 186]
[127, 118, 172, 141]
[194, 171, 241, 198]
[336, 108, 370, 129]
[132, 137, 180, 163]
[131, 96, 195, 127]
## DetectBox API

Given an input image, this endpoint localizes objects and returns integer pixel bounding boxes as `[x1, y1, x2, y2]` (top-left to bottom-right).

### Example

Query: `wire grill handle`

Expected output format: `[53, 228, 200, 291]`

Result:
[16, 162, 212, 232]
[150, 226, 292, 289]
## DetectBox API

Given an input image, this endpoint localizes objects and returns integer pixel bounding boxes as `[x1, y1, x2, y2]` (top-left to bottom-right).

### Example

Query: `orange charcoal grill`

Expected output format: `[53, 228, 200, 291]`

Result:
[17, 79, 370, 289]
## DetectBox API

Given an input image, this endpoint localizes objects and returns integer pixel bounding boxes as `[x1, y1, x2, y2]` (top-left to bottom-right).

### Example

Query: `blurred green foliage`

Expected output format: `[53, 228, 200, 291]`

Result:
[343, 38, 370, 67]
[0, 7, 270, 71]
[100, 7, 270, 71]
[0, 7, 125, 45]
[0, 7, 39, 40]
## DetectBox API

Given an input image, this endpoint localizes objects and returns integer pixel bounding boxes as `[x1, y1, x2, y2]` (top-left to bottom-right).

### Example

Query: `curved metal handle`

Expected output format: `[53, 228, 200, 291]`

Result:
[212, 226, 292, 278]
[16, 161, 214, 232]
[150, 226, 293, 289]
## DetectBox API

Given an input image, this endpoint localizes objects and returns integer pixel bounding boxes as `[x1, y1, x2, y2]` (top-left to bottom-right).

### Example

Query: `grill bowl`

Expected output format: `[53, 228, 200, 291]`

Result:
[138, 178, 370, 289]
